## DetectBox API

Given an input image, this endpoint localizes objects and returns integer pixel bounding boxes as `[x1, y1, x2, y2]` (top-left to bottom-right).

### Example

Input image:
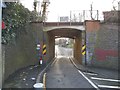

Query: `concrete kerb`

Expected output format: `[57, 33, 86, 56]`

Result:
[35, 57, 57, 88]
[70, 57, 119, 80]
[69, 57, 96, 74]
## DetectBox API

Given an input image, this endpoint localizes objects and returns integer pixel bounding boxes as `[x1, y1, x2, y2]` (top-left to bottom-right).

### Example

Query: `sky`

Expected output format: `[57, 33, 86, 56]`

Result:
[20, 0, 120, 21]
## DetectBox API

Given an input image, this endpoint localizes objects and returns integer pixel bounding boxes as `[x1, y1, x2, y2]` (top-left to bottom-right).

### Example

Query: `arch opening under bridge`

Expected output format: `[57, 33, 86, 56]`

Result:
[45, 27, 84, 64]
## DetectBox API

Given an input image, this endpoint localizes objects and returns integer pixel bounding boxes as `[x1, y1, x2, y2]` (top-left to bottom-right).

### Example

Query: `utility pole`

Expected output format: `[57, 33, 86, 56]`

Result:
[41, 0, 50, 22]
[97, 10, 99, 20]
[40, 0, 50, 67]
[37, 1, 40, 14]
[70, 11, 71, 25]
[34, 0, 37, 11]
[118, 1, 120, 10]
[90, 3, 94, 20]
[41, 2, 47, 19]
[83, 10, 85, 22]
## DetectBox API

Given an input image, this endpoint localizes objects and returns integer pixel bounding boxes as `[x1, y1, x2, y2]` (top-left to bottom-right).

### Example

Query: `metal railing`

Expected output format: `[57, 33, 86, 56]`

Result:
[48, 10, 104, 22]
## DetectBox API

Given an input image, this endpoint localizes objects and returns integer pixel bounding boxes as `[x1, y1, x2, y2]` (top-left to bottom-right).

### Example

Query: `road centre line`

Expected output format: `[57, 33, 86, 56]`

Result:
[78, 70, 100, 90]
[98, 85, 120, 89]
[91, 77, 120, 82]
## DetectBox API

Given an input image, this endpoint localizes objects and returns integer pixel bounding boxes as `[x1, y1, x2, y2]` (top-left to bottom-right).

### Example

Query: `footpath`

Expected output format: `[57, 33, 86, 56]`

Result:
[70, 57, 120, 90]
[70, 58, 119, 80]
[3, 64, 45, 88]
[3, 58, 55, 89]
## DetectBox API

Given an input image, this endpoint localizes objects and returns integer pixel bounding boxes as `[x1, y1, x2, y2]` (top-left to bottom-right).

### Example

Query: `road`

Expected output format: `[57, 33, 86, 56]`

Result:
[46, 57, 96, 88]
[46, 46, 119, 89]
[46, 45, 97, 88]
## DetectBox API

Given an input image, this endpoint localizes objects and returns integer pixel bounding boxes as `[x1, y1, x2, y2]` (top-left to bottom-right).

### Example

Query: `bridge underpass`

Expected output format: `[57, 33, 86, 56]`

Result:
[55, 38, 74, 57]
[44, 26, 91, 88]
[45, 27, 84, 64]
[2, 20, 119, 89]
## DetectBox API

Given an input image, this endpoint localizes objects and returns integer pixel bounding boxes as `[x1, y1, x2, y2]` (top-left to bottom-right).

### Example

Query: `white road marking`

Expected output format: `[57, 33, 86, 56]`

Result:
[51, 58, 58, 67]
[78, 70, 100, 90]
[70, 58, 79, 69]
[98, 85, 120, 89]
[91, 77, 120, 82]
[84, 72, 98, 76]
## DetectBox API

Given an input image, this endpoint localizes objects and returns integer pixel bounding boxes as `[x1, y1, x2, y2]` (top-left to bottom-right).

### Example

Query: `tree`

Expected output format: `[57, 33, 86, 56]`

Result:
[2, 2, 33, 44]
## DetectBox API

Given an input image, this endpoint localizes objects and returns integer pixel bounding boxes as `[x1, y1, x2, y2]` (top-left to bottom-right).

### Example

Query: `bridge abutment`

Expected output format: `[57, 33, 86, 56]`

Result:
[47, 32, 55, 60]
[74, 35, 82, 64]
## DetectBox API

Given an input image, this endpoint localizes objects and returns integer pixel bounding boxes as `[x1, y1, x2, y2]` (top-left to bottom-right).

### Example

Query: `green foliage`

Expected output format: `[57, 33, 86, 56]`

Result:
[2, 2, 37, 45]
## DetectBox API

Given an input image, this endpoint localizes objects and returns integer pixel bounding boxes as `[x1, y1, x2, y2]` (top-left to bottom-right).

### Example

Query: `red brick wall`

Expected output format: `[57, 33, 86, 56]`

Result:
[85, 20, 100, 32]
[95, 49, 118, 61]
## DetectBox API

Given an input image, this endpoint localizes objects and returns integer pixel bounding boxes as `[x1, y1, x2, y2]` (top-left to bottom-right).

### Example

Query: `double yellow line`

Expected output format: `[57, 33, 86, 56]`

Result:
[43, 73, 46, 90]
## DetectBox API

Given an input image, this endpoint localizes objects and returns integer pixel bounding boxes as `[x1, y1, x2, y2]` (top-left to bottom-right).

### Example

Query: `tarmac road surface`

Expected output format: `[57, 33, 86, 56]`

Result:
[46, 57, 97, 89]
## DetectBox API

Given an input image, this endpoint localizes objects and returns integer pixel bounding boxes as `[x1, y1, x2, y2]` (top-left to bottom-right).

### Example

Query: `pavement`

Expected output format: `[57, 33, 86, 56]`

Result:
[71, 58, 120, 89]
[3, 64, 46, 88]
[71, 58, 119, 79]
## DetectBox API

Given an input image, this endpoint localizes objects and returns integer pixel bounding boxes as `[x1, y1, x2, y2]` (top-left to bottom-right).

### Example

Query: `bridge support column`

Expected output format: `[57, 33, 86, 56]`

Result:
[48, 34, 55, 60]
[74, 35, 82, 64]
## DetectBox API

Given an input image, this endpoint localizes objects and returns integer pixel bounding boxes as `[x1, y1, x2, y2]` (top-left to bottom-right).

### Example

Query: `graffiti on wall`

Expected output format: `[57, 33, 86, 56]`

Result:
[95, 49, 118, 61]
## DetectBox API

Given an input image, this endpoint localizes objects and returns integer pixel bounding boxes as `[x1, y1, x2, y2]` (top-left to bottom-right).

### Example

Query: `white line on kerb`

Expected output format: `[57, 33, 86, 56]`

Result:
[84, 72, 98, 76]
[91, 77, 120, 82]
[51, 58, 57, 67]
[78, 70, 100, 90]
[98, 85, 120, 89]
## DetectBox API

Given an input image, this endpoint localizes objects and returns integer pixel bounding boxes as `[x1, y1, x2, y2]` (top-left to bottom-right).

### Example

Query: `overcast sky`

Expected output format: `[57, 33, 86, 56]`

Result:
[20, 0, 119, 21]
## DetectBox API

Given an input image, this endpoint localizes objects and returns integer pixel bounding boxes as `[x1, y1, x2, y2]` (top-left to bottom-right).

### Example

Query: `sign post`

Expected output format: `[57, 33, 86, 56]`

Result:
[36, 44, 43, 65]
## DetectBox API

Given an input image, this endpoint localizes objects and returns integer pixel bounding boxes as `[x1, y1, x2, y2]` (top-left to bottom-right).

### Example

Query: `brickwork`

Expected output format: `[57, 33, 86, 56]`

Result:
[85, 20, 100, 65]
[3, 23, 43, 80]
[85, 20, 118, 70]
[85, 20, 100, 32]
[92, 23, 118, 70]
[103, 11, 120, 23]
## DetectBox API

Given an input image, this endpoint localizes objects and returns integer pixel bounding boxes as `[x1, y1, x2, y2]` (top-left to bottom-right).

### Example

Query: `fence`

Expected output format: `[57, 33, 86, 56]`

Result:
[48, 10, 104, 22]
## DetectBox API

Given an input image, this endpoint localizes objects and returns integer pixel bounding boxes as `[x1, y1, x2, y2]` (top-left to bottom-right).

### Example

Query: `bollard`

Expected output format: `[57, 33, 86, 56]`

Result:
[33, 83, 44, 90]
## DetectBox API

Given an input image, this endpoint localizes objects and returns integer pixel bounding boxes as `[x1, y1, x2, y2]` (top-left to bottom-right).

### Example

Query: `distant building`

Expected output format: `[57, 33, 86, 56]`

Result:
[60, 16, 69, 22]
[103, 11, 120, 23]
[59, 39, 67, 47]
